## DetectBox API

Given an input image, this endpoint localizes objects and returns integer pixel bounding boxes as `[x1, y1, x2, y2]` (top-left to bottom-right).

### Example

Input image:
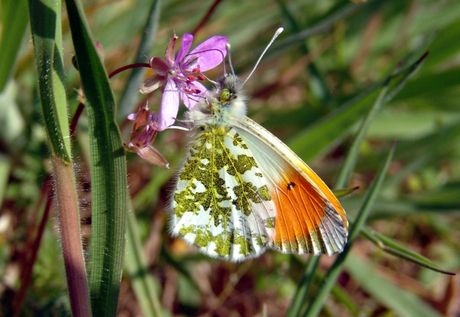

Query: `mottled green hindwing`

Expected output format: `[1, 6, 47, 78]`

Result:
[171, 124, 276, 261]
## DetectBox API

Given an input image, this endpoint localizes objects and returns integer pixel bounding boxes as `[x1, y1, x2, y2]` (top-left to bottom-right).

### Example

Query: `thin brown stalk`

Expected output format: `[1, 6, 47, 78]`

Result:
[13, 181, 53, 317]
[192, 0, 225, 35]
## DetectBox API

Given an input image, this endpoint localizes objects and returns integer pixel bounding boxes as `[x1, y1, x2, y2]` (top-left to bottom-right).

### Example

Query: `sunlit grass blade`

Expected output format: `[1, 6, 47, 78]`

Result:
[0, 155, 11, 206]
[289, 85, 381, 162]
[276, 0, 331, 103]
[125, 202, 164, 317]
[394, 68, 460, 106]
[385, 52, 429, 102]
[330, 282, 360, 316]
[289, 51, 431, 162]
[302, 142, 396, 317]
[116, 0, 161, 123]
[288, 67, 394, 317]
[28, 0, 71, 162]
[394, 121, 460, 163]
[65, 0, 129, 315]
[332, 187, 359, 199]
[28, 0, 90, 316]
[345, 254, 444, 317]
[0, 0, 29, 92]
[335, 85, 389, 189]
[266, 2, 362, 61]
[361, 227, 455, 275]
[286, 255, 320, 317]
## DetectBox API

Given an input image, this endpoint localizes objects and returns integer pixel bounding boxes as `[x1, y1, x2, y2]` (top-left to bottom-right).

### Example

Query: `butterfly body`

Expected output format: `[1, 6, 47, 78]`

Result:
[170, 74, 348, 261]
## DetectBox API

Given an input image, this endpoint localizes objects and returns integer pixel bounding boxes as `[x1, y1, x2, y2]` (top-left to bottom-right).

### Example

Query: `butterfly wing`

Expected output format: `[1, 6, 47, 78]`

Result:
[170, 124, 277, 261]
[231, 116, 348, 256]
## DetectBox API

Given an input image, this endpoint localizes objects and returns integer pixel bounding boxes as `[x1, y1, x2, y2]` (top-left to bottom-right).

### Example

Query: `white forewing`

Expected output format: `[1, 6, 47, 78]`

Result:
[170, 125, 277, 261]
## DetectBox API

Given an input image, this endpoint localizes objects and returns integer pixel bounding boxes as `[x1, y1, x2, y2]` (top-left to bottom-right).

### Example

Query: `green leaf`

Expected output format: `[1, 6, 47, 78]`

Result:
[65, 0, 129, 315]
[345, 254, 443, 317]
[0, 0, 29, 92]
[125, 202, 164, 317]
[116, 0, 161, 123]
[286, 255, 320, 317]
[288, 52, 429, 163]
[0, 155, 11, 208]
[335, 84, 389, 188]
[28, 0, 90, 315]
[28, 0, 71, 162]
[303, 143, 396, 317]
[288, 86, 380, 162]
[361, 227, 454, 275]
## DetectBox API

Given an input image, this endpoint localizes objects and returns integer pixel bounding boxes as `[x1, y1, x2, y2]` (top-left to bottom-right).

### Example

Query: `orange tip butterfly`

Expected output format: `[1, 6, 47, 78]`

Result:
[169, 28, 348, 261]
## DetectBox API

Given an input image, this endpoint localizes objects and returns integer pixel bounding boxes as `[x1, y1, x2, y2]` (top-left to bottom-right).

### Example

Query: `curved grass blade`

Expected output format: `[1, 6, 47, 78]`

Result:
[28, 0, 71, 162]
[288, 67, 394, 317]
[263, 2, 362, 62]
[345, 254, 443, 317]
[125, 202, 164, 317]
[384, 52, 429, 102]
[335, 84, 389, 188]
[0, 0, 29, 92]
[286, 255, 320, 317]
[116, 0, 161, 123]
[361, 227, 455, 275]
[28, 0, 90, 316]
[65, 0, 129, 315]
[303, 142, 396, 317]
[0, 155, 11, 207]
[275, 0, 332, 104]
[289, 52, 430, 162]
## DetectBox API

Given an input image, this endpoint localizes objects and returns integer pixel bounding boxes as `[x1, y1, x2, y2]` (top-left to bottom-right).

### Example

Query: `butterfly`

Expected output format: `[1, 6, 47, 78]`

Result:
[169, 31, 348, 262]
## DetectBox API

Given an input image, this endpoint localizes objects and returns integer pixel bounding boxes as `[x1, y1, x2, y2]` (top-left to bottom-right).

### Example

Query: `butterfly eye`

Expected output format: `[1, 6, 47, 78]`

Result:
[220, 88, 232, 104]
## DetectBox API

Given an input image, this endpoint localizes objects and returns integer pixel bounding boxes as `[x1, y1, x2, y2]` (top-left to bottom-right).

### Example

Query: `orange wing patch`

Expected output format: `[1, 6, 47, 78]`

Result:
[269, 165, 348, 256]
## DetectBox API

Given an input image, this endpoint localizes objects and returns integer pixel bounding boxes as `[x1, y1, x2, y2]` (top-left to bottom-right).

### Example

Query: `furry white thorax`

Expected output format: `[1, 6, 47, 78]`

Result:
[186, 74, 248, 126]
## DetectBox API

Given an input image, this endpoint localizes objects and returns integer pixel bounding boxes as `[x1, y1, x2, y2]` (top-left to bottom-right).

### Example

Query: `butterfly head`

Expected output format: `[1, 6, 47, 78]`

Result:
[216, 74, 240, 104]
[188, 27, 284, 124]
[207, 73, 248, 121]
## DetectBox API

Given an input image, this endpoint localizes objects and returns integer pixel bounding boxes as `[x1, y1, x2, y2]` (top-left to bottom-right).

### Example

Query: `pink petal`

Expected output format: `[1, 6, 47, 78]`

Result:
[127, 113, 137, 121]
[134, 144, 170, 168]
[150, 57, 170, 75]
[165, 34, 178, 65]
[139, 74, 166, 94]
[175, 33, 194, 66]
[180, 81, 207, 109]
[157, 79, 180, 130]
[186, 36, 228, 71]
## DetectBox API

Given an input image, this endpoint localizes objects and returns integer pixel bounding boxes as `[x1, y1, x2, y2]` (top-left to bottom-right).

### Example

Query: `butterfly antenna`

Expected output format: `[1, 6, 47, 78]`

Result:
[226, 43, 236, 77]
[242, 27, 284, 86]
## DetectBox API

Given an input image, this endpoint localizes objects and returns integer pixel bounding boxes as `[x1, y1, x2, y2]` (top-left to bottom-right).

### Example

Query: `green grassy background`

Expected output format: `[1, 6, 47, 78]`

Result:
[1, 0, 459, 316]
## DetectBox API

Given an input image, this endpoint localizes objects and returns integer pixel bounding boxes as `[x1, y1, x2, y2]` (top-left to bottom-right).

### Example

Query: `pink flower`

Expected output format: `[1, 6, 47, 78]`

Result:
[126, 104, 169, 168]
[140, 33, 228, 130]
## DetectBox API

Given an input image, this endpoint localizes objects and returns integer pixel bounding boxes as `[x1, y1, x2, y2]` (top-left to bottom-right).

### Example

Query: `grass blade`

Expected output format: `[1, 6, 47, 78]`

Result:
[0, 155, 11, 207]
[65, 0, 129, 315]
[303, 142, 396, 317]
[286, 255, 320, 317]
[116, 0, 161, 123]
[28, 0, 71, 162]
[288, 52, 430, 162]
[335, 84, 389, 189]
[125, 202, 164, 317]
[361, 227, 454, 275]
[0, 0, 29, 92]
[28, 0, 90, 315]
[345, 254, 443, 317]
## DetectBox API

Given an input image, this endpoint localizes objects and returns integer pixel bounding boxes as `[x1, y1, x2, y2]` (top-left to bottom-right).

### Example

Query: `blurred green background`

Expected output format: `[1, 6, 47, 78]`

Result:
[1, 0, 459, 316]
